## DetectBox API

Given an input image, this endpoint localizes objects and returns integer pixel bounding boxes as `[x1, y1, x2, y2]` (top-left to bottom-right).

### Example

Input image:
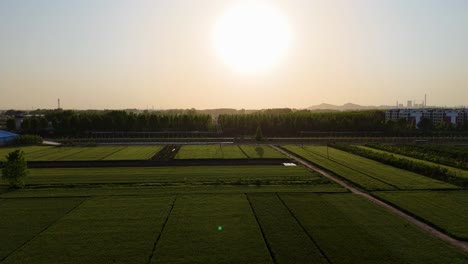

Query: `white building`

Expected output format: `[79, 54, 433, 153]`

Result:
[385, 108, 467, 126]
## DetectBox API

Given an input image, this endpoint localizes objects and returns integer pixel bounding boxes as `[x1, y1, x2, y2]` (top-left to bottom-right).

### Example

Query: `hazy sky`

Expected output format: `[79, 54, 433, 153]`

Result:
[1, 0, 467, 110]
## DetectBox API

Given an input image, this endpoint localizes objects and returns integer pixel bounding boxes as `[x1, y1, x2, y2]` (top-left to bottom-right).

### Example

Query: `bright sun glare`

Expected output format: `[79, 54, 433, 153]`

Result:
[213, 2, 292, 74]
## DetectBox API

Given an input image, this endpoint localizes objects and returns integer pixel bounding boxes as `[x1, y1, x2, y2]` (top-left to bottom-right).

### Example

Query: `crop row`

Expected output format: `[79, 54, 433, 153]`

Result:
[283, 145, 455, 191]
[13, 166, 329, 186]
[330, 144, 467, 187]
[365, 143, 467, 170]
[0, 146, 163, 161]
[174, 145, 285, 159]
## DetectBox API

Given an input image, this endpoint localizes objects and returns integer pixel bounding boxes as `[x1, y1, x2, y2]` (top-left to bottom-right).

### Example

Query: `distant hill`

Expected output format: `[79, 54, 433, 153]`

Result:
[308, 103, 392, 111]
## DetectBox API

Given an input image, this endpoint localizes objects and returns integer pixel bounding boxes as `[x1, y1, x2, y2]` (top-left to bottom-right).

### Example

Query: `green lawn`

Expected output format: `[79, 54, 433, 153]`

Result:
[280, 193, 467, 264]
[103, 146, 163, 160]
[359, 145, 468, 180]
[175, 145, 247, 159]
[151, 194, 273, 264]
[373, 190, 468, 240]
[6, 166, 331, 186]
[284, 145, 457, 191]
[239, 145, 286, 158]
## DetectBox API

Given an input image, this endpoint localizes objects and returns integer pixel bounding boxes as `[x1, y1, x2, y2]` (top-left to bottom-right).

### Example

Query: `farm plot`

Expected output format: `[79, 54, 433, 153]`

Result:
[374, 190, 468, 240]
[239, 145, 286, 158]
[57, 146, 126, 161]
[280, 193, 467, 264]
[102, 146, 163, 160]
[175, 145, 247, 159]
[0, 197, 85, 260]
[18, 166, 333, 186]
[247, 193, 328, 264]
[284, 146, 398, 191]
[284, 145, 457, 190]
[359, 146, 468, 180]
[0, 146, 53, 161]
[2, 196, 174, 264]
[150, 194, 273, 264]
[25, 147, 96, 161]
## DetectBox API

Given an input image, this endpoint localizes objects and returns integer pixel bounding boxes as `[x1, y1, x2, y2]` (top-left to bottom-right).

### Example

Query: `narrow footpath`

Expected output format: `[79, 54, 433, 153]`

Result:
[272, 145, 468, 254]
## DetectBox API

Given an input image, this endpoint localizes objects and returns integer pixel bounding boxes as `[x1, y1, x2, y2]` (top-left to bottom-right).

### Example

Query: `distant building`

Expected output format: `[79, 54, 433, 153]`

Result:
[385, 108, 468, 127]
[407, 100, 412, 108]
[0, 130, 19, 146]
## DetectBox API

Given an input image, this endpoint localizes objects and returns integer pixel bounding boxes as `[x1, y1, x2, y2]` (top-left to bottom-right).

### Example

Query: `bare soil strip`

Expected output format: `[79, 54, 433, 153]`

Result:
[272, 145, 468, 254]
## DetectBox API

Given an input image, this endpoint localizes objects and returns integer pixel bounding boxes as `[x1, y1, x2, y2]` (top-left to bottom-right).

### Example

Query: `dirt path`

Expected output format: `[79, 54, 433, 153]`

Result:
[272, 145, 468, 254]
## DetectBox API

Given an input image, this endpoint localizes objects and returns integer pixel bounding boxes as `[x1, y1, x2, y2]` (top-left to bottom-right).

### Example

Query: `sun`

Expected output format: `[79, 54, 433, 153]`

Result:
[213, 2, 292, 74]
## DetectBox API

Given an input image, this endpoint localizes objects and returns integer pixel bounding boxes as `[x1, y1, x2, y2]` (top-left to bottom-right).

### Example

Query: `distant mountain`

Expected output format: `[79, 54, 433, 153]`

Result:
[308, 103, 392, 111]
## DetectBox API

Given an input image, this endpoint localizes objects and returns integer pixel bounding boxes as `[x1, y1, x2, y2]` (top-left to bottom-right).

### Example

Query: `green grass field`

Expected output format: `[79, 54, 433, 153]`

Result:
[0, 197, 85, 260]
[284, 145, 457, 191]
[175, 145, 247, 159]
[151, 194, 272, 264]
[0, 146, 53, 161]
[359, 145, 468, 180]
[279, 193, 467, 263]
[103, 146, 163, 160]
[2, 193, 465, 263]
[373, 190, 468, 240]
[239, 145, 286, 158]
[248, 193, 329, 264]
[0, 146, 163, 161]
[4, 166, 331, 186]
[1, 196, 174, 264]
[1, 144, 467, 263]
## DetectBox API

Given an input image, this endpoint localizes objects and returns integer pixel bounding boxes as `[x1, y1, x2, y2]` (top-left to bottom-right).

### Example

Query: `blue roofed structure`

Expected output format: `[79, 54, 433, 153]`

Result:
[0, 130, 19, 145]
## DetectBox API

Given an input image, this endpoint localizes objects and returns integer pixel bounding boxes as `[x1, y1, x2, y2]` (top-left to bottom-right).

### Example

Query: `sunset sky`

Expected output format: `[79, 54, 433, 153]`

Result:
[1, 0, 467, 110]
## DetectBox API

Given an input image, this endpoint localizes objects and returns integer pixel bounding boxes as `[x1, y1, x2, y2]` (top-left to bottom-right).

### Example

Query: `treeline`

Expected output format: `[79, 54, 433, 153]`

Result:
[13, 110, 214, 135]
[219, 110, 386, 136]
[365, 143, 467, 170]
[330, 143, 467, 187]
